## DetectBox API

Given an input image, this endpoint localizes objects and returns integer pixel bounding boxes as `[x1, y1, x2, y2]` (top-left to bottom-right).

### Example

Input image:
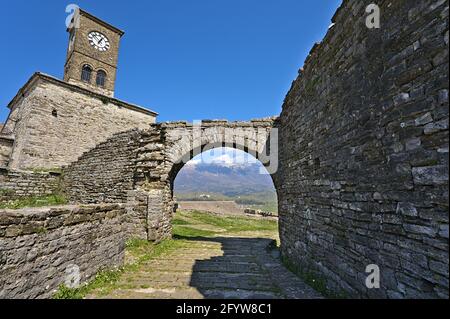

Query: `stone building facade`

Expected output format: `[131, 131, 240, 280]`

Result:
[0, 9, 157, 171]
[1, 73, 156, 170]
[64, 9, 124, 97]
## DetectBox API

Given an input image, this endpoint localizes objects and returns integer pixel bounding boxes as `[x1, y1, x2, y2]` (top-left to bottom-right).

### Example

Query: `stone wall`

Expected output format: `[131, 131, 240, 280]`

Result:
[62, 120, 276, 242]
[2, 73, 156, 171]
[0, 169, 62, 202]
[277, 0, 449, 298]
[0, 204, 126, 299]
[62, 129, 150, 240]
[244, 208, 277, 218]
[177, 201, 245, 215]
[63, 129, 141, 204]
[62, 128, 160, 240]
[0, 136, 13, 168]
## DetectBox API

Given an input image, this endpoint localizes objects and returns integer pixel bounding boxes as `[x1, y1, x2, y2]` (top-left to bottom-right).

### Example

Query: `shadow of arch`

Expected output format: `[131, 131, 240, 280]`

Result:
[171, 235, 323, 299]
[175, 235, 282, 299]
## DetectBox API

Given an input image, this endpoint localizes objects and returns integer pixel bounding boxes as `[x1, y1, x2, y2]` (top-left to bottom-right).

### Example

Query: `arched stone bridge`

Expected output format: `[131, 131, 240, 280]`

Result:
[63, 118, 279, 241]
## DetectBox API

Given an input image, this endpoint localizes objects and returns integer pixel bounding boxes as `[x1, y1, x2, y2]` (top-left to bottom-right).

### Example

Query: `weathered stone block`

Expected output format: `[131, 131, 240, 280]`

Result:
[396, 202, 418, 217]
[412, 166, 448, 185]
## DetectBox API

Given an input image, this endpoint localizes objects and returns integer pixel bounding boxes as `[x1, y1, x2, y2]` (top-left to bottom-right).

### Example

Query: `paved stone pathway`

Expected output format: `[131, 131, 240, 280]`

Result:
[89, 236, 322, 299]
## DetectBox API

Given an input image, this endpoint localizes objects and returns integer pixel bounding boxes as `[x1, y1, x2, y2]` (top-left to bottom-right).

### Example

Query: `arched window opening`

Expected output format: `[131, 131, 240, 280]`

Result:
[81, 65, 92, 83]
[96, 70, 107, 87]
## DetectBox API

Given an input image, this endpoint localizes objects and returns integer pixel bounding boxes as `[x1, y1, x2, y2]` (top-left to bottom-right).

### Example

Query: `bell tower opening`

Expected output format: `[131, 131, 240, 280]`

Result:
[63, 9, 124, 97]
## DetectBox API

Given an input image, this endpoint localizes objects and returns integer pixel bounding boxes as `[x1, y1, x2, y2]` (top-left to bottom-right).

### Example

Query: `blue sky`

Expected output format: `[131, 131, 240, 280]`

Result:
[0, 0, 341, 123]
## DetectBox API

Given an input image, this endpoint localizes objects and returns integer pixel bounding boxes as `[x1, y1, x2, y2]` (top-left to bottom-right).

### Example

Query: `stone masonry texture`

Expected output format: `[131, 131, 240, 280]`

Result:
[0, 136, 13, 168]
[0, 204, 126, 299]
[64, 9, 124, 97]
[1, 73, 156, 171]
[1, 0, 448, 300]
[277, 0, 449, 298]
[0, 169, 61, 202]
[63, 119, 276, 242]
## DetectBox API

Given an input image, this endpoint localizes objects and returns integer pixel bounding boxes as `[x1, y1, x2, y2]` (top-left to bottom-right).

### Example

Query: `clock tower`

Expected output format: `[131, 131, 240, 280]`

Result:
[64, 9, 124, 97]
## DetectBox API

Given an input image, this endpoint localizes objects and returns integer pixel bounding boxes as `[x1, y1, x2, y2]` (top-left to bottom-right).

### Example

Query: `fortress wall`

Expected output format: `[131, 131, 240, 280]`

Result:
[62, 125, 172, 241]
[62, 129, 142, 204]
[6, 76, 156, 171]
[0, 170, 61, 202]
[277, 0, 448, 298]
[62, 129, 152, 240]
[0, 204, 126, 299]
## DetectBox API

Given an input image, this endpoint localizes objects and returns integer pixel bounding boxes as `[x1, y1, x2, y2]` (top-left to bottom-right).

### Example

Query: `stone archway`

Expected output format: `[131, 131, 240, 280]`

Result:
[132, 119, 279, 241]
[171, 146, 280, 216]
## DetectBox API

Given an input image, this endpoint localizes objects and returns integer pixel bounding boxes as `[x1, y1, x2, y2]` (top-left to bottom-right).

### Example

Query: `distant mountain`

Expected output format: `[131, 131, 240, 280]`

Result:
[174, 162, 275, 196]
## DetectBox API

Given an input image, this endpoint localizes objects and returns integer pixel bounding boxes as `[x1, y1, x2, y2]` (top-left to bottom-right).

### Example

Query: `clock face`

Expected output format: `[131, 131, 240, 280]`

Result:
[88, 31, 110, 52]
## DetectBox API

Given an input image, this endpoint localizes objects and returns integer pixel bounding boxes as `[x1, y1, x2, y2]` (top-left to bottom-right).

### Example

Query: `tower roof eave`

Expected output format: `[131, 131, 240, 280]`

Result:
[7, 72, 158, 117]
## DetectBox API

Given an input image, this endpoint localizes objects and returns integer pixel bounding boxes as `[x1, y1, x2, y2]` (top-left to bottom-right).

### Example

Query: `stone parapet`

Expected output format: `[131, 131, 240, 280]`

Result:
[0, 203, 126, 298]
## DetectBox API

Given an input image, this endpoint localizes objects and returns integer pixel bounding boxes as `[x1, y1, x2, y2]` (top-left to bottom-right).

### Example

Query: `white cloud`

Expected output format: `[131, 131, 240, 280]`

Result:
[185, 147, 258, 167]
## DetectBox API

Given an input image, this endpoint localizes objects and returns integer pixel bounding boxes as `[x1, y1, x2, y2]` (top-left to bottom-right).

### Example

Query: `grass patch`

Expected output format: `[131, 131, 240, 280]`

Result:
[0, 194, 67, 209]
[173, 225, 217, 238]
[54, 238, 184, 299]
[172, 218, 190, 225]
[36, 227, 48, 234]
[129, 238, 184, 265]
[53, 269, 123, 299]
[28, 167, 62, 174]
[0, 189, 14, 196]
[177, 210, 278, 234]
[281, 255, 347, 299]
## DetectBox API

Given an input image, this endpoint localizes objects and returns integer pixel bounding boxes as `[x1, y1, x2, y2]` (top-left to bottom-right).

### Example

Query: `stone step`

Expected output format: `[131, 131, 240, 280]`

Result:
[92, 287, 282, 299]
[150, 255, 256, 263]
[120, 271, 273, 288]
